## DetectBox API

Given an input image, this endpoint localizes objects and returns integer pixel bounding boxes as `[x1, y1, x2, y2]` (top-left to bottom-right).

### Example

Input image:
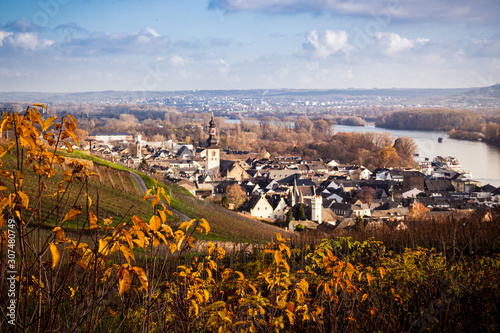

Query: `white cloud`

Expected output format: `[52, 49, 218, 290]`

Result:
[0, 31, 13, 46]
[59, 29, 168, 56]
[7, 32, 54, 50]
[142, 27, 160, 37]
[304, 30, 351, 58]
[376, 32, 429, 55]
[170, 55, 186, 67]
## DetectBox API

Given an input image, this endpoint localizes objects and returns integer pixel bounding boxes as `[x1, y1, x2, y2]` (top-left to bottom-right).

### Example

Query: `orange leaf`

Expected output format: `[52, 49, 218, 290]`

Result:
[118, 266, 132, 295]
[379, 267, 386, 279]
[52, 227, 65, 241]
[89, 211, 99, 229]
[130, 266, 148, 291]
[62, 208, 81, 224]
[49, 243, 60, 269]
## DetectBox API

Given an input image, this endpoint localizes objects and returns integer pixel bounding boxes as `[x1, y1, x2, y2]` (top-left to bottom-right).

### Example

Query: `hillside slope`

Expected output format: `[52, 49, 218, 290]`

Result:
[56, 152, 292, 242]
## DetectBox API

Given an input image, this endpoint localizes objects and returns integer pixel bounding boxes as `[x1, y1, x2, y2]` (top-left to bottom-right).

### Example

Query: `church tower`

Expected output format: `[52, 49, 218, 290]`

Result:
[311, 195, 322, 224]
[206, 113, 220, 177]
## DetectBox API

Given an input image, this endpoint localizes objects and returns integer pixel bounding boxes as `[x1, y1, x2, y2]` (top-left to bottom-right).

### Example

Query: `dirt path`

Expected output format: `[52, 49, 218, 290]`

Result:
[129, 171, 191, 222]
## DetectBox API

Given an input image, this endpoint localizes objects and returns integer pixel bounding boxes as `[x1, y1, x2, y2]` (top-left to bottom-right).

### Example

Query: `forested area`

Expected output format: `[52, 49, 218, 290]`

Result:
[375, 109, 485, 131]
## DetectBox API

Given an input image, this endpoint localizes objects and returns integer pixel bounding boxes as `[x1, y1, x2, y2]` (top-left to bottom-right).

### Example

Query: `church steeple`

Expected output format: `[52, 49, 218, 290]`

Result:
[207, 113, 218, 147]
[205, 112, 220, 178]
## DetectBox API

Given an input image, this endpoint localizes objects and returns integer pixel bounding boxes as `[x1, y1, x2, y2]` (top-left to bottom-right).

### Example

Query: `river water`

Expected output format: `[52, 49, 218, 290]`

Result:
[334, 125, 500, 187]
[224, 119, 500, 187]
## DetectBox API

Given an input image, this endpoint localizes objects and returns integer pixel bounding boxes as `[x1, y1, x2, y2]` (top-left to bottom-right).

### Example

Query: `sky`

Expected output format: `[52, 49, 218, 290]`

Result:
[0, 0, 499, 92]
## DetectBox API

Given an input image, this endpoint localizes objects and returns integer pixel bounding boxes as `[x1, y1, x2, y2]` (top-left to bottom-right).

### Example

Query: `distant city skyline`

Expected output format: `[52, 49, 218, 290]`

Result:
[0, 0, 499, 92]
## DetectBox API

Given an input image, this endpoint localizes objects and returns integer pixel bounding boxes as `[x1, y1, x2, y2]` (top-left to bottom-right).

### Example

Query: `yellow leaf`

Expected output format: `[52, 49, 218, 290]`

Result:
[62, 208, 81, 224]
[207, 242, 215, 256]
[274, 250, 282, 266]
[215, 247, 225, 260]
[119, 243, 135, 265]
[42, 116, 58, 131]
[169, 242, 177, 254]
[143, 189, 152, 201]
[130, 266, 148, 291]
[149, 215, 161, 232]
[17, 191, 29, 208]
[32, 103, 47, 109]
[49, 243, 60, 269]
[103, 217, 113, 226]
[366, 273, 373, 286]
[161, 191, 171, 205]
[66, 114, 77, 126]
[0, 142, 15, 159]
[121, 229, 134, 249]
[135, 229, 146, 248]
[63, 141, 73, 152]
[179, 219, 195, 231]
[118, 266, 132, 295]
[151, 194, 160, 208]
[158, 210, 166, 223]
[131, 215, 149, 232]
[285, 310, 294, 325]
[361, 294, 368, 302]
[162, 224, 173, 237]
[157, 231, 169, 244]
[191, 299, 199, 316]
[199, 218, 210, 235]
[52, 227, 65, 241]
[370, 308, 377, 316]
[89, 211, 99, 229]
[98, 239, 110, 256]
[379, 266, 386, 279]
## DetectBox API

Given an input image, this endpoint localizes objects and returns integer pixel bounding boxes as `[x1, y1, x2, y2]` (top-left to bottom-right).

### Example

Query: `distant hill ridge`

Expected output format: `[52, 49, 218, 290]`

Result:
[0, 86, 492, 102]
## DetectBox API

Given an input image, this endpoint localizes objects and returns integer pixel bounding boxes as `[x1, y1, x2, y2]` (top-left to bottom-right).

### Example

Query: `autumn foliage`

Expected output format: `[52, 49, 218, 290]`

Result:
[0, 107, 499, 332]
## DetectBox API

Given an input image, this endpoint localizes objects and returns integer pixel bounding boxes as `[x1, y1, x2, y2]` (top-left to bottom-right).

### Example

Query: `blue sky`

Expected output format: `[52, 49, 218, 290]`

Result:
[0, 0, 498, 92]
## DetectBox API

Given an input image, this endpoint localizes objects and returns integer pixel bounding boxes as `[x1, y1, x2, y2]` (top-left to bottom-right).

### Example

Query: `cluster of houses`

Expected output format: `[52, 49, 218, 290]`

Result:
[86, 117, 499, 231]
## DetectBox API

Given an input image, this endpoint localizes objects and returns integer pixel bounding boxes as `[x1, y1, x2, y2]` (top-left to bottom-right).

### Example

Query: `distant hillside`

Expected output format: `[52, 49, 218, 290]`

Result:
[0, 87, 483, 104]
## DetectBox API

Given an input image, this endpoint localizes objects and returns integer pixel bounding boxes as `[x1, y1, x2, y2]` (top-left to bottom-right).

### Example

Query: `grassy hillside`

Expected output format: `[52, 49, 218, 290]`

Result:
[59, 151, 291, 242]
[2, 151, 162, 230]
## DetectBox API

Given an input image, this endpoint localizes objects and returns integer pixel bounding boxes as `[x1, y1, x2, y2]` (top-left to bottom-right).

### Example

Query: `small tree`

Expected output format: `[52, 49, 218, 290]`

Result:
[286, 209, 293, 223]
[355, 215, 364, 231]
[295, 224, 305, 232]
[407, 202, 429, 220]
[296, 203, 306, 221]
[139, 158, 149, 172]
[226, 183, 247, 209]
[221, 194, 229, 208]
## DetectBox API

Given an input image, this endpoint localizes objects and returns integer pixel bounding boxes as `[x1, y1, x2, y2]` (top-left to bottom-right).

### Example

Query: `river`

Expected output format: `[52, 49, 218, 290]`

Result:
[224, 119, 500, 187]
[334, 125, 500, 187]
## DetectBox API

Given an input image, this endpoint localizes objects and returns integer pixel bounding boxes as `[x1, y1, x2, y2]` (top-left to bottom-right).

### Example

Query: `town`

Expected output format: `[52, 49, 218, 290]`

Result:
[86, 114, 499, 233]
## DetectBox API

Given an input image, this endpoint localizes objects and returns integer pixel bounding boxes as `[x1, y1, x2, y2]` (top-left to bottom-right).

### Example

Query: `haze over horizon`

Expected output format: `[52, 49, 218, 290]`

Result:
[0, 0, 499, 93]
